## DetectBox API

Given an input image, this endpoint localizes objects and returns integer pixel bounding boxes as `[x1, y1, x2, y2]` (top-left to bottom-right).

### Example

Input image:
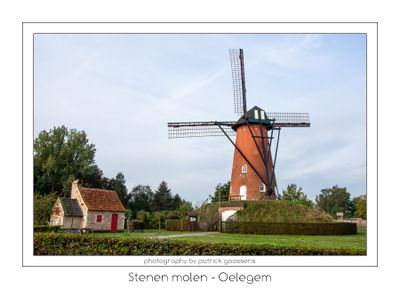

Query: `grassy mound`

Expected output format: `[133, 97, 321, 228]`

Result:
[235, 200, 333, 223]
[196, 200, 333, 223]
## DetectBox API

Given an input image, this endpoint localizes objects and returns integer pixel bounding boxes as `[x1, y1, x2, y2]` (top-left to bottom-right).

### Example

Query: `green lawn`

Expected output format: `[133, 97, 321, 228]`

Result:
[175, 232, 366, 251]
[91, 230, 366, 252]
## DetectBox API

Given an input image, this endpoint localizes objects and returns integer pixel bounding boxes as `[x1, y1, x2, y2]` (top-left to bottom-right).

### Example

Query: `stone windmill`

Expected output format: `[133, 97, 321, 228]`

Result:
[168, 49, 310, 200]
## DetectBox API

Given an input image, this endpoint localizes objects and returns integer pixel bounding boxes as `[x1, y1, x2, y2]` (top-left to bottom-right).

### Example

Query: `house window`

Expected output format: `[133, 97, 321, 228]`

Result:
[241, 164, 248, 173]
[96, 215, 103, 222]
[260, 110, 265, 120]
[54, 207, 61, 216]
[259, 183, 266, 193]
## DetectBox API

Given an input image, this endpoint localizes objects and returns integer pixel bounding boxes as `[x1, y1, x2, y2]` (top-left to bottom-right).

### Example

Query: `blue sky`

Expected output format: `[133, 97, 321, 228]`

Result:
[34, 33, 366, 206]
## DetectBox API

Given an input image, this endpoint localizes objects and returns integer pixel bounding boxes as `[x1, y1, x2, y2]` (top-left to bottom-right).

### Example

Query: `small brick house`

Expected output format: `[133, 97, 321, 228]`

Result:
[50, 180, 126, 232]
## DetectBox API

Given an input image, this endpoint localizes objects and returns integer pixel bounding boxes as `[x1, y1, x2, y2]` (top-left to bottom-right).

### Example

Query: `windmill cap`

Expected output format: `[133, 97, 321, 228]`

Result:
[232, 106, 273, 131]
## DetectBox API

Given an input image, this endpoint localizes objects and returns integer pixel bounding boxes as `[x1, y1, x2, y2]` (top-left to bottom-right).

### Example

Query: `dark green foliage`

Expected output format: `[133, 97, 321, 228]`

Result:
[127, 182, 188, 217]
[281, 184, 314, 208]
[34, 126, 97, 196]
[34, 192, 58, 225]
[33, 233, 365, 255]
[315, 185, 352, 217]
[34, 225, 62, 232]
[223, 222, 357, 235]
[127, 185, 154, 218]
[209, 181, 230, 202]
[105, 172, 129, 207]
[153, 181, 174, 211]
[81, 164, 105, 189]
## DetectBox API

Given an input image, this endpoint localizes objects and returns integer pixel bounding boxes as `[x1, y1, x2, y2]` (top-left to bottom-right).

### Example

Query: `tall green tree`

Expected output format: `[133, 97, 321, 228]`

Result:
[127, 185, 154, 218]
[209, 181, 231, 202]
[107, 172, 129, 207]
[81, 164, 105, 189]
[315, 185, 352, 217]
[354, 194, 367, 219]
[281, 184, 314, 207]
[34, 126, 96, 196]
[171, 194, 183, 210]
[152, 181, 173, 211]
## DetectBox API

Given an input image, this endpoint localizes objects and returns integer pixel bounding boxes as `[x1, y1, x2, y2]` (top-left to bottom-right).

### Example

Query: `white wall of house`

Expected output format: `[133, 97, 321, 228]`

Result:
[62, 216, 83, 229]
[86, 211, 125, 231]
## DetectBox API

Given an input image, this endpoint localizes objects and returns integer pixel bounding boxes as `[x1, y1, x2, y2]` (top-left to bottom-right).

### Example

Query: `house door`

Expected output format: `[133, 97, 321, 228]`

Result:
[239, 185, 247, 200]
[111, 214, 118, 232]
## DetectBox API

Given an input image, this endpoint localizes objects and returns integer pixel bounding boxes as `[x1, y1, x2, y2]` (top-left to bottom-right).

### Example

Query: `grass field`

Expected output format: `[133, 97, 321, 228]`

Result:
[92, 230, 366, 252]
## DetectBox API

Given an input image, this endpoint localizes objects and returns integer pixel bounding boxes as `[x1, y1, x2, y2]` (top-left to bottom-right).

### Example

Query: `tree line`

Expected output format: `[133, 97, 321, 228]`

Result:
[34, 125, 366, 225]
[34, 126, 192, 224]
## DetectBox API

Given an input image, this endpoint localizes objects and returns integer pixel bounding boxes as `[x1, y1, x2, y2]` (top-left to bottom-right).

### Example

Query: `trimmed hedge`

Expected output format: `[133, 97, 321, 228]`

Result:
[34, 233, 365, 255]
[223, 221, 357, 235]
[34, 225, 62, 233]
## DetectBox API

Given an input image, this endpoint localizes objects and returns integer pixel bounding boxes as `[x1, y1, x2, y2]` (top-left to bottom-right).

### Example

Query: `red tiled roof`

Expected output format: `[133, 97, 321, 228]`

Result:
[79, 187, 126, 212]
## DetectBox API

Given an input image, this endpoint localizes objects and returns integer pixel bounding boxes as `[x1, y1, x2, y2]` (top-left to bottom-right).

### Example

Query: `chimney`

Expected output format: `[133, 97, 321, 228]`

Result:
[71, 179, 81, 200]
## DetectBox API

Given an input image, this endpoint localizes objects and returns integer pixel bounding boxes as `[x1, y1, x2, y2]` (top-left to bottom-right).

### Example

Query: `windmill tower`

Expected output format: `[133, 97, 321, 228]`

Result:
[168, 49, 310, 201]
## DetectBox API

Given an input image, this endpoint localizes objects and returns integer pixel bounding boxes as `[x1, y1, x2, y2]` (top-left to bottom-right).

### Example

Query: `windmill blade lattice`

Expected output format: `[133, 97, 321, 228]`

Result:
[168, 121, 236, 138]
[266, 112, 310, 127]
[229, 49, 247, 115]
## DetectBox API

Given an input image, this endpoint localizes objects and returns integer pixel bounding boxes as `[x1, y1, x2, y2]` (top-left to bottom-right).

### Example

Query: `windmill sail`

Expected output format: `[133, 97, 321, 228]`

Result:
[168, 121, 236, 138]
[229, 49, 247, 115]
[266, 112, 310, 127]
[167, 112, 310, 139]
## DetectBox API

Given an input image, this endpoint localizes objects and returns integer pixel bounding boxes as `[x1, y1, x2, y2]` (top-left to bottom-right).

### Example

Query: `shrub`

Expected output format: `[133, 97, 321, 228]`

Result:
[165, 219, 197, 231]
[223, 222, 357, 235]
[34, 192, 58, 225]
[34, 225, 62, 232]
[33, 233, 365, 255]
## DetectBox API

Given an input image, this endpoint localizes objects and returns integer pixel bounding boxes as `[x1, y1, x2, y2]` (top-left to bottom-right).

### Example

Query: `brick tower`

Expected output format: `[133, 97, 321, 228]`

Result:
[229, 106, 276, 200]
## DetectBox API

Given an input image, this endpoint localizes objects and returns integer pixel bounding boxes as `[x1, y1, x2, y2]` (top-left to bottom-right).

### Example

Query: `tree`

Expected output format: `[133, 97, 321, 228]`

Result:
[107, 172, 129, 207]
[34, 192, 58, 225]
[152, 181, 173, 211]
[136, 210, 151, 226]
[281, 184, 314, 207]
[315, 185, 352, 217]
[209, 181, 231, 202]
[127, 185, 154, 218]
[81, 164, 105, 189]
[176, 201, 194, 218]
[354, 194, 367, 219]
[34, 126, 96, 196]
[171, 194, 183, 210]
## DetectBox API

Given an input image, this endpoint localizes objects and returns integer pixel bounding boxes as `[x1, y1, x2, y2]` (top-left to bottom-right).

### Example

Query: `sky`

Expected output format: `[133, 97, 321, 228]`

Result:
[34, 33, 366, 206]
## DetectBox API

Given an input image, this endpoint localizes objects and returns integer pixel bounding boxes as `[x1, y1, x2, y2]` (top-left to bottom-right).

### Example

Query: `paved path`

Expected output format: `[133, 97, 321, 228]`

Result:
[152, 232, 220, 239]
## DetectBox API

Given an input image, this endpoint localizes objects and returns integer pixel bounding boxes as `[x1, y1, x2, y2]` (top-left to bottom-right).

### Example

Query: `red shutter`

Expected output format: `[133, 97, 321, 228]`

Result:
[96, 215, 102, 222]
